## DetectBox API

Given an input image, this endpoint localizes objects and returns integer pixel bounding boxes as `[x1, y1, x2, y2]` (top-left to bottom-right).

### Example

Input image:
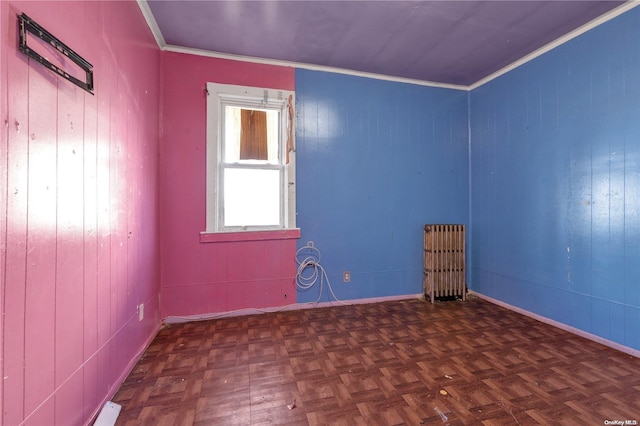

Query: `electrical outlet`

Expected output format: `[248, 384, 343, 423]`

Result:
[343, 271, 350, 282]
[138, 303, 144, 322]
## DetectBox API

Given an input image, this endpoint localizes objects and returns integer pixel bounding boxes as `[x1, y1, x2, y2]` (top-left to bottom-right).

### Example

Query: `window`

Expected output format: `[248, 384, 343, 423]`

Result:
[205, 82, 296, 233]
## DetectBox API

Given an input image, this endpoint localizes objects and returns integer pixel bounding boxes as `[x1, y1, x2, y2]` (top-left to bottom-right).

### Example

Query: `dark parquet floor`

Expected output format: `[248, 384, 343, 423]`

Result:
[112, 296, 640, 425]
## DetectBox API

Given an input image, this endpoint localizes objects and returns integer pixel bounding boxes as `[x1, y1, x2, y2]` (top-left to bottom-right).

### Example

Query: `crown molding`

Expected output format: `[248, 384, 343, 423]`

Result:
[138, 0, 640, 91]
[469, 1, 640, 90]
[137, 0, 166, 48]
[163, 44, 468, 91]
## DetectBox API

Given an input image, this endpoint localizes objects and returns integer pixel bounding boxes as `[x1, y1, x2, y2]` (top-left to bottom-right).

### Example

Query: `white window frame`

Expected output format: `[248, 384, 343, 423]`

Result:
[204, 82, 296, 233]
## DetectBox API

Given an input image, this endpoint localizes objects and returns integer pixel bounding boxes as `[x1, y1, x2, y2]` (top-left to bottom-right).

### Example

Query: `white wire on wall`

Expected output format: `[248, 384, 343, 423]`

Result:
[295, 241, 347, 305]
[165, 241, 347, 323]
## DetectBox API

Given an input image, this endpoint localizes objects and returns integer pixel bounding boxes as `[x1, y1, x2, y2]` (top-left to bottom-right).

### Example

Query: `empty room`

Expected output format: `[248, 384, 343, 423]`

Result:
[1, 0, 639, 425]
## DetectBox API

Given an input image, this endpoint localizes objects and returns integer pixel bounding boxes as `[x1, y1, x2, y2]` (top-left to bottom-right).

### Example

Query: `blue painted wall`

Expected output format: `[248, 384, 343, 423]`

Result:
[296, 70, 469, 303]
[470, 8, 640, 350]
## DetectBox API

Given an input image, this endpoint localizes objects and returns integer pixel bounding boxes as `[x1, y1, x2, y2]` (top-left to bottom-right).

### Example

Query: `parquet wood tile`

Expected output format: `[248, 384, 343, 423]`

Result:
[113, 296, 640, 425]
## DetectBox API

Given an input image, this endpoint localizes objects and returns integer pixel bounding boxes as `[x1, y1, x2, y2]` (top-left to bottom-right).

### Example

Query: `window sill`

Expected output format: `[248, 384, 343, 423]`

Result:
[200, 228, 301, 243]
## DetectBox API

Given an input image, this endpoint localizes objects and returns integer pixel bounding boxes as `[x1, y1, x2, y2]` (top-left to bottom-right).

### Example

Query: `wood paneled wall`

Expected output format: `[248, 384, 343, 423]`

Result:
[159, 52, 296, 317]
[1, 1, 161, 424]
[470, 7, 640, 352]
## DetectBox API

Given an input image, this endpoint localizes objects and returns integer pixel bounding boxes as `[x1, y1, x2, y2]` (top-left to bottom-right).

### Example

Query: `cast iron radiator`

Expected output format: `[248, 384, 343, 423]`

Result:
[423, 224, 466, 303]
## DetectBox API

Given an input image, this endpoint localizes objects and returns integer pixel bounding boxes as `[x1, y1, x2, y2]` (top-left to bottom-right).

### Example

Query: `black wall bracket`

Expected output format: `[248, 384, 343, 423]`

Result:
[18, 13, 94, 95]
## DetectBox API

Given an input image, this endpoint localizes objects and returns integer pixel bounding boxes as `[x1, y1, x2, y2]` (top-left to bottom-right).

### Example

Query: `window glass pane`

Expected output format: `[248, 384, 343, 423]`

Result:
[223, 168, 281, 227]
[224, 106, 279, 164]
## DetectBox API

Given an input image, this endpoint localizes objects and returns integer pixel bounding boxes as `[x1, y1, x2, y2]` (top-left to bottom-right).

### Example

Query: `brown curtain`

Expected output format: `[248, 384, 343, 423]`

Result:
[240, 109, 268, 160]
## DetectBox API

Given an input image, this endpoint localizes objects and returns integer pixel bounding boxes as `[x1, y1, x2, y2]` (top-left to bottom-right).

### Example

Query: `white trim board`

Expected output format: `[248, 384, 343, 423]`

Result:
[93, 402, 121, 426]
[163, 45, 466, 91]
[136, 0, 165, 47]
[164, 293, 424, 324]
[470, 291, 640, 359]
[137, 0, 639, 91]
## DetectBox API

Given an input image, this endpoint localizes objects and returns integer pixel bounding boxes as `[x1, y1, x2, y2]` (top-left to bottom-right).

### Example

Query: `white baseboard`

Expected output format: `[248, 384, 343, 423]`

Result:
[164, 293, 424, 324]
[469, 290, 640, 359]
[93, 401, 121, 426]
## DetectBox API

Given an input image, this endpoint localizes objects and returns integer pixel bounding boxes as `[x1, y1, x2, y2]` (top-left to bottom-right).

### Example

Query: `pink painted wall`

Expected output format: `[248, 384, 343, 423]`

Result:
[1, 1, 161, 425]
[159, 52, 299, 317]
